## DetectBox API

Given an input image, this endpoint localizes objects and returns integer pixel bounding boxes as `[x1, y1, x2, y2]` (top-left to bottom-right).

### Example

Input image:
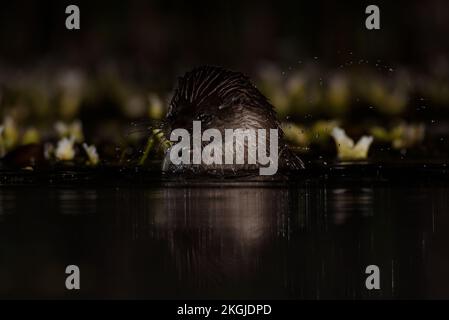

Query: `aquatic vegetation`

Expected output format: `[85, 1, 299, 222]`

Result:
[331, 127, 373, 160]
[55, 137, 76, 161]
[354, 73, 410, 116]
[0, 126, 4, 157]
[44, 143, 55, 160]
[49, 120, 101, 165]
[57, 69, 85, 119]
[139, 129, 172, 165]
[124, 94, 146, 118]
[256, 65, 290, 116]
[326, 75, 350, 115]
[310, 120, 339, 144]
[285, 72, 309, 115]
[21, 128, 41, 145]
[370, 123, 425, 149]
[1, 117, 41, 153]
[0, 62, 448, 168]
[1, 117, 19, 150]
[54, 120, 84, 143]
[281, 122, 309, 147]
[82, 143, 100, 166]
[148, 93, 165, 120]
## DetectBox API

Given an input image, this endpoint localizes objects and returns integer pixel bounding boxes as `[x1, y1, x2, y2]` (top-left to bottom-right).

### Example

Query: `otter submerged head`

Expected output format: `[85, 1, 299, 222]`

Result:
[162, 66, 304, 175]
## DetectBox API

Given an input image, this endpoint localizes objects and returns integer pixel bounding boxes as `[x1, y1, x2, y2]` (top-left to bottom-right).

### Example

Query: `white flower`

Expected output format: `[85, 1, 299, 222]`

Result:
[331, 127, 373, 160]
[82, 143, 99, 166]
[54, 120, 84, 143]
[55, 137, 76, 161]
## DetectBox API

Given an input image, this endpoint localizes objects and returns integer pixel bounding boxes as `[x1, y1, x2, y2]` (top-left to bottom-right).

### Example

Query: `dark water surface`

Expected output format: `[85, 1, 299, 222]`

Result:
[1, 165, 449, 299]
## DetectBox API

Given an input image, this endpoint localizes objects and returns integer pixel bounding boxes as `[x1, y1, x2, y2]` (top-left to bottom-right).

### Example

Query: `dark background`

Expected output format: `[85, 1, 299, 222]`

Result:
[0, 0, 448, 85]
[1, 2, 449, 300]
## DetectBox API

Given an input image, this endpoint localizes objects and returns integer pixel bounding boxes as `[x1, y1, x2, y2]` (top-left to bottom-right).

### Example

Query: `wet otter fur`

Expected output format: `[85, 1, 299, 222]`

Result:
[162, 65, 304, 174]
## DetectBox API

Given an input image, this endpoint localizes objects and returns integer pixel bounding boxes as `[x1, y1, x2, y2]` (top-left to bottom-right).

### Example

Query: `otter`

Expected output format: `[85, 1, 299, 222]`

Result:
[161, 66, 304, 174]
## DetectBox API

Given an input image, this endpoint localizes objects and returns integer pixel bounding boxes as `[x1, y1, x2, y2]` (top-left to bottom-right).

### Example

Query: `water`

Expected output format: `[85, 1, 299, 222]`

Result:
[1, 167, 449, 299]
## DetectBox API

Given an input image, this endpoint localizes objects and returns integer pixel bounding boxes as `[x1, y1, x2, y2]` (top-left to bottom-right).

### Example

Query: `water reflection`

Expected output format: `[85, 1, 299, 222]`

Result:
[330, 188, 374, 225]
[153, 187, 291, 298]
[0, 182, 449, 298]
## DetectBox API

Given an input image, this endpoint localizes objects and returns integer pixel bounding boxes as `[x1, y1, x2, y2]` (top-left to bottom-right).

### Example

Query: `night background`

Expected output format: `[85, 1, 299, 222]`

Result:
[2, 0, 448, 71]
[1, 0, 449, 300]
[1, 0, 449, 163]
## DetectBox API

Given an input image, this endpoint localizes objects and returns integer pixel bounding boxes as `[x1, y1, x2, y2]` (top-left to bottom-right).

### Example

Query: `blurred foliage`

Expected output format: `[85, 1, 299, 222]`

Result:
[0, 61, 448, 168]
